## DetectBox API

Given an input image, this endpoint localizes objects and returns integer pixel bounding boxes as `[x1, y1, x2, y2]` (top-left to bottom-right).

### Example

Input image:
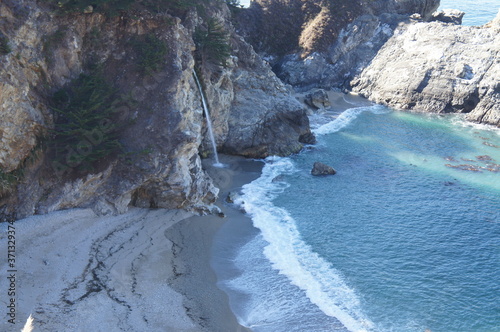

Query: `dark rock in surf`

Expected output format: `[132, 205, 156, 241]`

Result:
[311, 162, 336, 176]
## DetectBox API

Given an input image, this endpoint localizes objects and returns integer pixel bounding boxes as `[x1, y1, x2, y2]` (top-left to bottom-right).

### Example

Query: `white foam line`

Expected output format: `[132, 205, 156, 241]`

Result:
[236, 157, 374, 332]
[313, 105, 390, 136]
[450, 114, 500, 136]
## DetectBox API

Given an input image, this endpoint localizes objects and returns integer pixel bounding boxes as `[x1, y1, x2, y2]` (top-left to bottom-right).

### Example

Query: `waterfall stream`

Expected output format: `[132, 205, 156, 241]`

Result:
[193, 69, 222, 166]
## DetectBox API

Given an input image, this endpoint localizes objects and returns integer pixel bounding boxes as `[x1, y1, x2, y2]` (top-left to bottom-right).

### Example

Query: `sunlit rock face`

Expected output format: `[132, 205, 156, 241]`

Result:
[351, 11, 500, 127]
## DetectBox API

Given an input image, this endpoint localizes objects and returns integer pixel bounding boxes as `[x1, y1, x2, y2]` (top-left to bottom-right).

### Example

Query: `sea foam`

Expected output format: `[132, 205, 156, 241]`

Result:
[235, 157, 374, 332]
[313, 105, 389, 136]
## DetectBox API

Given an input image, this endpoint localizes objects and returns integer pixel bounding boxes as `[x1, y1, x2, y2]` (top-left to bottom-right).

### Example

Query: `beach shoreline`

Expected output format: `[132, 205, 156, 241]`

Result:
[0, 155, 262, 332]
[166, 154, 264, 332]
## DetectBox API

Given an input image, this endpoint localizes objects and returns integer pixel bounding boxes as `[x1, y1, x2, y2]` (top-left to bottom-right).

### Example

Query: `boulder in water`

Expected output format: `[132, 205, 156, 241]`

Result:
[311, 162, 336, 176]
[305, 89, 331, 109]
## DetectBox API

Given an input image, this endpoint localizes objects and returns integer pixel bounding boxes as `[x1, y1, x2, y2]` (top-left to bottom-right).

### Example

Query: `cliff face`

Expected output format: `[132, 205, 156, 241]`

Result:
[235, 0, 439, 57]
[351, 11, 500, 126]
[0, 0, 312, 219]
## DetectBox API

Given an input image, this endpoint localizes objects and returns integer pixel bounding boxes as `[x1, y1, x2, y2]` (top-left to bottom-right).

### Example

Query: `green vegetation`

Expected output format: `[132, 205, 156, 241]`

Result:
[0, 170, 18, 198]
[0, 35, 11, 55]
[0, 142, 43, 197]
[43, 29, 66, 63]
[49, 71, 122, 173]
[194, 18, 231, 67]
[129, 34, 168, 74]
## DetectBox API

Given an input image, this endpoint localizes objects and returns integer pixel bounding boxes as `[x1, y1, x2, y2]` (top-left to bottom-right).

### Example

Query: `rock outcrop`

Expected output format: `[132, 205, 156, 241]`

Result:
[245, 0, 499, 127]
[351, 11, 500, 126]
[311, 162, 336, 176]
[305, 89, 331, 109]
[273, 13, 413, 90]
[430, 9, 465, 24]
[0, 0, 312, 219]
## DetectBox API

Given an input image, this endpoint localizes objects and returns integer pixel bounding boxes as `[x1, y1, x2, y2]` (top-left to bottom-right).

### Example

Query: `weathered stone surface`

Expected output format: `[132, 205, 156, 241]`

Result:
[430, 9, 465, 25]
[273, 13, 411, 90]
[305, 89, 331, 109]
[311, 162, 336, 176]
[0, 2, 52, 173]
[219, 36, 314, 158]
[351, 12, 500, 126]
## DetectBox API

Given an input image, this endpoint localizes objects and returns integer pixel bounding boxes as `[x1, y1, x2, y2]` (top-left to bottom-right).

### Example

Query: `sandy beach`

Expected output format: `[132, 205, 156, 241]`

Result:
[0, 155, 262, 332]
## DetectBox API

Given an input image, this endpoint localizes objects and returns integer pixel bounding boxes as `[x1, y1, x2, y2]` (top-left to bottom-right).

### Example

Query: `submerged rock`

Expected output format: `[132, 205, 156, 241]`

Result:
[311, 162, 336, 176]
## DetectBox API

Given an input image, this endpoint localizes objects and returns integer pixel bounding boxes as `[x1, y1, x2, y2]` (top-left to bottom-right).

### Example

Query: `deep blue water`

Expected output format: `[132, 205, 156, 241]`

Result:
[214, 104, 500, 332]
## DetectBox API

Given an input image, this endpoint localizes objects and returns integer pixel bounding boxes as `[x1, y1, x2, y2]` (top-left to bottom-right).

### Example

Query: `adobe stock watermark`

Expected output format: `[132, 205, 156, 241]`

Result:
[51, 70, 169, 178]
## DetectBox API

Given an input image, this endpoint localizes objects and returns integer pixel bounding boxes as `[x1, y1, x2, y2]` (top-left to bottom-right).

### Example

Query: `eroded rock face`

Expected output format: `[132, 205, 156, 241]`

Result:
[1, 1, 312, 219]
[235, 0, 439, 57]
[430, 9, 465, 24]
[351, 12, 500, 126]
[274, 13, 410, 90]
[0, 2, 52, 173]
[222, 40, 314, 157]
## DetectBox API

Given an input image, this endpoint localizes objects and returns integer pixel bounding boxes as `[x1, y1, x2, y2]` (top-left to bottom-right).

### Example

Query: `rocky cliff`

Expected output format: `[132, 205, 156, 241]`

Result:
[239, 0, 499, 127]
[351, 10, 500, 126]
[235, 0, 439, 57]
[0, 0, 312, 219]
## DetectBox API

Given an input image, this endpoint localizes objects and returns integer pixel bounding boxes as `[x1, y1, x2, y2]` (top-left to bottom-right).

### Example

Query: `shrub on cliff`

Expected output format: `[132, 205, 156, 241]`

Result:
[194, 18, 231, 67]
[235, 0, 362, 56]
[0, 35, 11, 55]
[49, 72, 122, 174]
[0, 170, 17, 198]
[129, 34, 168, 75]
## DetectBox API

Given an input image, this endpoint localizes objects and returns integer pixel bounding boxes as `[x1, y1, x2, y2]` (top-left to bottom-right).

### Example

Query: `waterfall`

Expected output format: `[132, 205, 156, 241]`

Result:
[193, 69, 222, 167]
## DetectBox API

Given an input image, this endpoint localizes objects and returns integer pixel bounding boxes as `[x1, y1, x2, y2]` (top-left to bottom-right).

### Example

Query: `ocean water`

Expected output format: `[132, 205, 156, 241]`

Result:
[214, 103, 500, 332]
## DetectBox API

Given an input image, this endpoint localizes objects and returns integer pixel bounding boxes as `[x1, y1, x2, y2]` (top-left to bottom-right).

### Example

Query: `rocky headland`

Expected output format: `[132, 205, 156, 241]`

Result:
[350, 10, 500, 126]
[240, 0, 499, 127]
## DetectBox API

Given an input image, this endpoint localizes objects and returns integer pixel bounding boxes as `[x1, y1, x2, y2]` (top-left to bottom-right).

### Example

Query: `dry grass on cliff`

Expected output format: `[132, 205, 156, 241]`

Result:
[235, 0, 363, 57]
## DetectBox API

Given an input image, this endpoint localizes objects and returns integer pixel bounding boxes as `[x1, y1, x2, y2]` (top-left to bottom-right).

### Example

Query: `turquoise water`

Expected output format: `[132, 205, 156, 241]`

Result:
[214, 105, 500, 332]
